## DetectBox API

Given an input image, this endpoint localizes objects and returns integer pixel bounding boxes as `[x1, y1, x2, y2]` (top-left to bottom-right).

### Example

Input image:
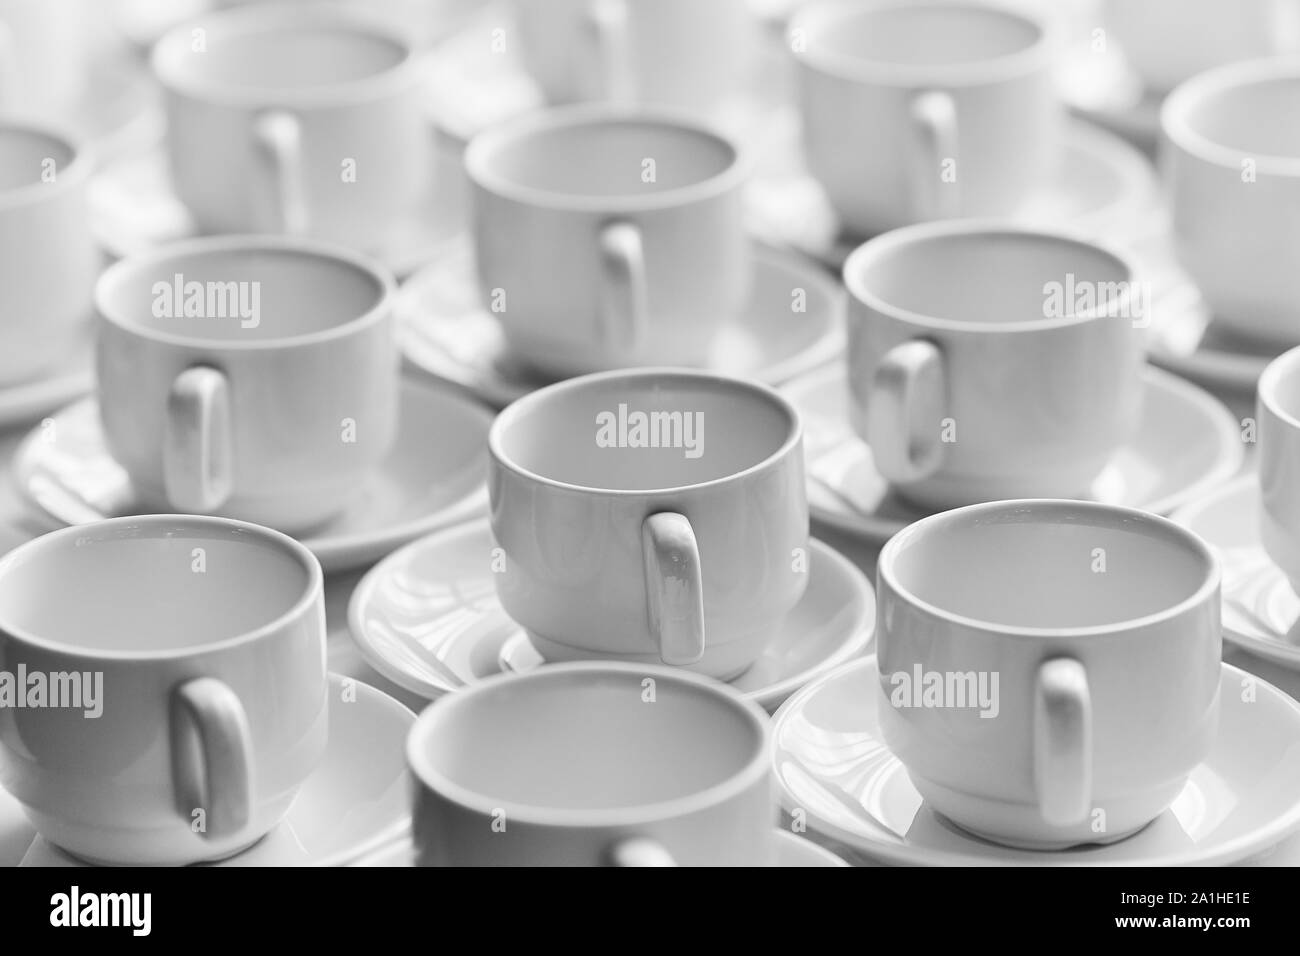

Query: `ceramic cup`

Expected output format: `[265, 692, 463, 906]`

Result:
[0, 119, 97, 387]
[1256, 346, 1300, 592]
[488, 368, 807, 680]
[844, 221, 1145, 511]
[152, 2, 429, 250]
[408, 662, 773, 865]
[792, 0, 1063, 236]
[465, 105, 752, 377]
[512, 0, 756, 118]
[0, 0, 90, 110]
[876, 499, 1222, 849]
[0, 514, 329, 865]
[95, 235, 399, 532]
[1162, 58, 1300, 345]
[1104, 0, 1300, 94]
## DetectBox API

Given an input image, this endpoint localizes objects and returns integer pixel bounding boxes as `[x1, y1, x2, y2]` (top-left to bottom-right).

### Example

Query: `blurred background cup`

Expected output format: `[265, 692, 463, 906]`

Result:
[152, 1, 429, 250]
[1257, 347, 1300, 592]
[95, 235, 399, 532]
[0, 119, 97, 387]
[792, 0, 1062, 236]
[408, 663, 774, 866]
[844, 222, 1145, 510]
[0, 0, 91, 112]
[1162, 58, 1300, 346]
[466, 105, 752, 377]
[0, 514, 329, 865]
[488, 368, 807, 680]
[1103, 0, 1300, 94]
[875, 499, 1222, 849]
[512, 0, 757, 119]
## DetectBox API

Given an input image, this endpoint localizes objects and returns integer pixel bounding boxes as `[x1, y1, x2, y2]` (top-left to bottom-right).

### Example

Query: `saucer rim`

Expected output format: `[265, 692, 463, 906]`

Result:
[1171, 473, 1300, 668]
[786, 362, 1246, 543]
[770, 653, 1300, 867]
[347, 517, 875, 707]
[395, 240, 847, 408]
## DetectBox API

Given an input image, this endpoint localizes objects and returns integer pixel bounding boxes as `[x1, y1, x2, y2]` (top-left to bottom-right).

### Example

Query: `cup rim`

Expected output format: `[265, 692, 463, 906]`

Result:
[1257, 344, 1300, 428]
[0, 117, 93, 211]
[151, 1, 424, 108]
[406, 661, 772, 830]
[94, 234, 395, 351]
[790, 0, 1055, 87]
[877, 498, 1221, 639]
[463, 103, 752, 213]
[1161, 57, 1300, 177]
[842, 220, 1140, 333]
[0, 514, 323, 660]
[488, 367, 803, 496]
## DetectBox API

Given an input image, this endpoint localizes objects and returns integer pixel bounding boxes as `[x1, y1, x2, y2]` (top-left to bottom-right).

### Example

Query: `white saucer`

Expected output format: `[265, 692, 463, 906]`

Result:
[352, 828, 849, 867]
[1145, 290, 1279, 395]
[12, 377, 492, 574]
[1056, 42, 1161, 156]
[4, 674, 413, 867]
[1173, 476, 1300, 669]
[782, 363, 1244, 543]
[88, 146, 467, 279]
[0, 327, 94, 431]
[397, 240, 845, 408]
[771, 655, 1300, 866]
[745, 119, 1161, 271]
[348, 518, 874, 712]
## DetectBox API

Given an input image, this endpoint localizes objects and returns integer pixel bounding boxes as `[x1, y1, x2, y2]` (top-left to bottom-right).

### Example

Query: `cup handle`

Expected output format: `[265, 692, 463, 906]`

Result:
[863, 339, 946, 484]
[170, 677, 253, 840]
[585, 0, 633, 103]
[252, 108, 308, 235]
[164, 366, 233, 513]
[641, 512, 705, 666]
[1033, 657, 1093, 827]
[604, 837, 677, 867]
[597, 220, 648, 354]
[907, 89, 959, 221]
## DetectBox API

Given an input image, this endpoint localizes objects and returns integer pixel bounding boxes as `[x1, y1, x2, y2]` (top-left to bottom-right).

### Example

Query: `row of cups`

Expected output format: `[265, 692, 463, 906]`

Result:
[0, 493, 1230, 861]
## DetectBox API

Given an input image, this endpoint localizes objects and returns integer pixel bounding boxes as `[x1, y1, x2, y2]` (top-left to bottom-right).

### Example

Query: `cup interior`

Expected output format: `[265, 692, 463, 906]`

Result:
[471, 115, 738, 201]
[1176, 73, 1300, 159]
[848, 230, 1132, 326]
[801, 1, 1042, 69]
[156, 14, 409, 92]
[97, 243, 387, 343]
[411, 668, 765, 813]
[0, 518, 315, 654]
[0, 125, 75, 192]
[885, 503, 1215, 630]
[492, 373, 798, 491]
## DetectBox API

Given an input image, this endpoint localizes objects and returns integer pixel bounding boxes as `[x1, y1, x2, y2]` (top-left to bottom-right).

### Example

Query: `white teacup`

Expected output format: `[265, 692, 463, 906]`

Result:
[792, 0, 1063, 236]
[0, 0, 91, 110]
[96, 235, 399, 532]
[512, 0, 756, 119]
[1162, 58, 1300, 345]
[1104, 0, 1300, 94]
[1257, 346, 1300, 592]
[844, 221, 1145, 511]
[488, 368, 808, 680]
[0, 119, 97, 387]
[152, 2, 429, 250]
[465, 106, 752, 377]
[0, 514, 329, 865]
[408, 662, 773, 866]
[876, 499, 1222, 849]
